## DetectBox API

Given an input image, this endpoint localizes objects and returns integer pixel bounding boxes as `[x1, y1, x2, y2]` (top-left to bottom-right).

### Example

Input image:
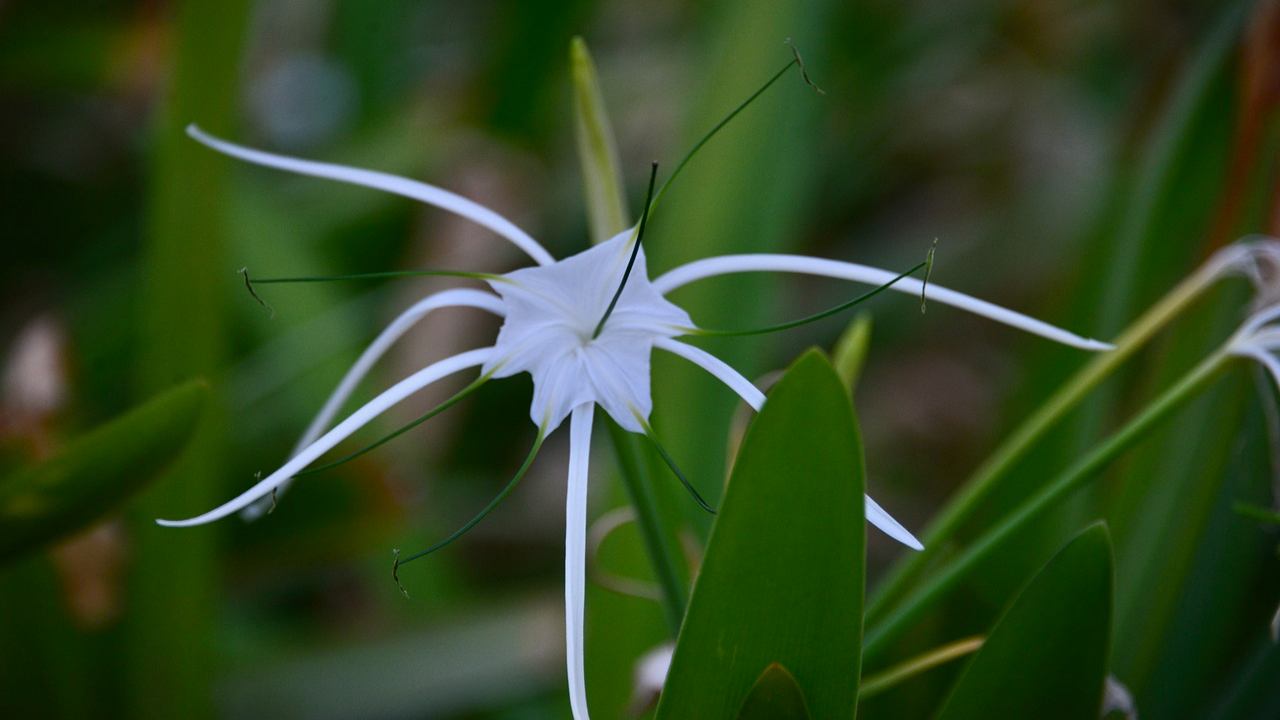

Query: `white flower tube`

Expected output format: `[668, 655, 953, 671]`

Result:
[653, 254, 1113, 352]
[565, 403, 595, 719]
[1231, 304, 1280, 392]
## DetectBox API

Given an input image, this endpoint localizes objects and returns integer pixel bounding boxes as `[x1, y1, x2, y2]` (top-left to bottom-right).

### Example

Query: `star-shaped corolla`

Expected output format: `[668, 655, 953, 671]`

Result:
[160, 125, 1112, 720]
[486, 229, 690, 434]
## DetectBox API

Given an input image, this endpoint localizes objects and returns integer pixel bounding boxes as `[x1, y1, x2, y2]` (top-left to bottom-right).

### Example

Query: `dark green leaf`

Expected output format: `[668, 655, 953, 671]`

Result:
[0, 380, 207, 563]
[937, 523, 1114, 720]
[656, 350, 865, 718]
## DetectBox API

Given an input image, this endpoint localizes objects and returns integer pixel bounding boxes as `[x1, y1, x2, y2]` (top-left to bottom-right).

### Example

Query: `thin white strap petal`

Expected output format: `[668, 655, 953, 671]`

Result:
[565, 403, 595, 720]
[187, 124, 555, 266]
[656, 339, 923, 551]
[654, 338, 765, 410]
[653, 254, 1112, 351]
[157, 347, 494, 528]
[240, 289, 505, 520]
[864, 494, 924, 551]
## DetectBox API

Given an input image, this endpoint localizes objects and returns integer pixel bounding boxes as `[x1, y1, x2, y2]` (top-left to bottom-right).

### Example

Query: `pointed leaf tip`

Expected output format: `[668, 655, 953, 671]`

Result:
[570, 35, 629, 243]
[936, 522, 1113, 720]
[0, 380, 208, 563]
[657, 350, 864, 718]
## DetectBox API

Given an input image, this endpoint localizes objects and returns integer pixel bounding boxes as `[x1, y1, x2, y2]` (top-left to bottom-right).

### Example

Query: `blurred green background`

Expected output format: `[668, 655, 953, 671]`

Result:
[2, 0, 1278, 717]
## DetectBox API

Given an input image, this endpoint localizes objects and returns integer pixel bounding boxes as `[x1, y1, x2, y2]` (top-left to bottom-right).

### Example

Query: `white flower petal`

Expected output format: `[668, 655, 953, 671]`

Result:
[186, 124, 555, 266]
[565, 403, 595, 720]
[652, 254, 1113, 352]
[527, 349, 596, 434]
[240, 289, 505, 520]
[654, 338, 765, 410]
[1239, 303, 1280, 337]
[487, 230, 690, 431]
[864, 494, 924, 551]
[156, 347, 494, 527]
[580, 334, 655, 431]
[655, 338, 922, 550]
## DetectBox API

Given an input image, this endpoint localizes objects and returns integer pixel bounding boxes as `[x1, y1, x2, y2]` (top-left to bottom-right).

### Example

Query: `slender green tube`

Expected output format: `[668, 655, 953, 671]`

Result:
[867, 260, 1231, 621]
[863, 349, 1231, 665]
[607, 424, 690, 631]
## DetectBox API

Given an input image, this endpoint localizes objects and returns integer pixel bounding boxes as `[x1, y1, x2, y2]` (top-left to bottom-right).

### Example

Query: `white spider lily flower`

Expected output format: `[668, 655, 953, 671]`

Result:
[1207, 236, 1280, 306]
[1228, 301, 1280, 388]
[485, 229, 691, 434]
[159, 126, 1111, 719]
[1223, 236, 1280, 402]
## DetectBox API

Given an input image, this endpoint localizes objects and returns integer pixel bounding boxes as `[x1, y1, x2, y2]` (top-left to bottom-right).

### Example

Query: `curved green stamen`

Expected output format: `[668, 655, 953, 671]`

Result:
[593, 162, 659, 339]
[636, 414, 716, 514]
[396, 427, 548, 567]
[294, 372, 494, 478]
[687, 259, 926, 337]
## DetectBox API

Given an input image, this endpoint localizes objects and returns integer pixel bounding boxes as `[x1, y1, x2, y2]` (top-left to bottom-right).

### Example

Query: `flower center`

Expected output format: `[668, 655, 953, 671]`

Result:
[482, 230, 692, 433]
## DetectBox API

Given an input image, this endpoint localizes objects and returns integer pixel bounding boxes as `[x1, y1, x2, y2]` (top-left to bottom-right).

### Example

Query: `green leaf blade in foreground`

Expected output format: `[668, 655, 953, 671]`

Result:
[936, 523, 1114, 720]
[0, 380, 208, 563]
[656, 350, 865, 719]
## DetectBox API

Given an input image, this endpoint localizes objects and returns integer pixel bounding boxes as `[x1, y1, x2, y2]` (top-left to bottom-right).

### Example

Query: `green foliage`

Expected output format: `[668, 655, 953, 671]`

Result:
[124, 1, 251, 717]
[937, 524, 1113, 720]
[0, 381, 207, 564]
[647, 0, 834, 513]
[6, 1, 1280, 717]
[657, 351, 865, 718]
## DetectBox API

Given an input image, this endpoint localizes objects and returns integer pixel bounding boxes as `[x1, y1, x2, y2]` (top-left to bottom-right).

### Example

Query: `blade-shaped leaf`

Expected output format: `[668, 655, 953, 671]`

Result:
[0, 380, 207, 563]
[656, 350, 865, 718]
[571, 36, 628, 246]
[937, 523, 1114, 720]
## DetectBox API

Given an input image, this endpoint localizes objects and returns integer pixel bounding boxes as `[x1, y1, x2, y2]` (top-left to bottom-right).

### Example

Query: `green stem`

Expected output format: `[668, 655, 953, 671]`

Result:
[863, 349, 1231, 665]
[867, 260, 1229, 621]
[606, 421, 689, 631]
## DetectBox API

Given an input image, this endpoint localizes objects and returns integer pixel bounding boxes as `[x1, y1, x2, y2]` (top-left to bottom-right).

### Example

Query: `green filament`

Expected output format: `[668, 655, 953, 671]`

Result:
[396, 428, 548, 568]
[593, 162, 659, 339]
[688, 260, 926, 337]
[637, 415, 716, 514]
[294, 374, 492, 478]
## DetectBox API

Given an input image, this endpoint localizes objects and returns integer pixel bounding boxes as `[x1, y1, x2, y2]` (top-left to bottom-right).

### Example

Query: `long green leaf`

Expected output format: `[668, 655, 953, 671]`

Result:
[656, 350, 865, 718]
[124, 1, 250, 717]
[0, 381, 207, 563]
[936, 523, 1113, 720]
